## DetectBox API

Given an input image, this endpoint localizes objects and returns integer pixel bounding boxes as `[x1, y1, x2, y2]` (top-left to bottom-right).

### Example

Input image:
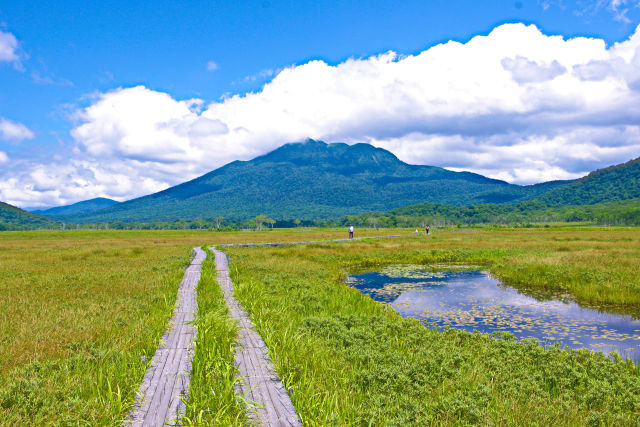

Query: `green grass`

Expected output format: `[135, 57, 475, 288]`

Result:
[225, 228, 640, 425]
[183, 248, 247, 425]
[0, 228, 394, 424]
[0, 231, 201, 424]
[2, 227, 639, 424]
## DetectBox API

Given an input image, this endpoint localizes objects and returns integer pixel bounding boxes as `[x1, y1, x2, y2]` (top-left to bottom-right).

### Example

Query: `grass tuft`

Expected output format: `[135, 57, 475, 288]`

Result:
[182, 248, 248, 425]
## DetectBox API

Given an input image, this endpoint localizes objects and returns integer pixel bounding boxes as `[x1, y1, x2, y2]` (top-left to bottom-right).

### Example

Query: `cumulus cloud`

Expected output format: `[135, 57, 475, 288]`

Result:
[0, 30, 20, 64]
[0, 152, 8, 164]
[0, 159, 171, 209]
[3, 22, 640, 207]
[71, 87, 214, 163]
[501, 56, 566, 83]
[0, 118, 34, 141]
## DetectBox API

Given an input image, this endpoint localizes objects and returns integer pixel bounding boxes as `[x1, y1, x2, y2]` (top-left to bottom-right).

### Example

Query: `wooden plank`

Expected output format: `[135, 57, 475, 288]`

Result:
[212, 248, 303, 427]
[210, 235, 414, 425]
[127, 247, 205, 427]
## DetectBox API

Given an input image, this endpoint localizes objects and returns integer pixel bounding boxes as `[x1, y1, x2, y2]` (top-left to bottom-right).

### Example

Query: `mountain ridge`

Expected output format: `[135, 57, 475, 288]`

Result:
[0, 201, 59, 230]
[33, 197, 119, 217]
[538, 157, 640, 206]
[61, 140, 573, 223]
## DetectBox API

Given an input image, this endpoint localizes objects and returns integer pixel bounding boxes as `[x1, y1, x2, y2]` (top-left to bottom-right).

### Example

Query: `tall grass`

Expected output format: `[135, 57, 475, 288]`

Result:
[0, 231, 201, 424]
[182, 248, 247, 425]
[2, 227, 638, 424]
[226, 229, 640, 425]
[0, 228, 394, 424]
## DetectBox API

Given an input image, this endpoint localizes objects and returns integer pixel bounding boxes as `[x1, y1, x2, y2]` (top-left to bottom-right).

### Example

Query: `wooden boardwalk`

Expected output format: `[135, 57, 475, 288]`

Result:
[125, 234, 413, 426]
[128, 247, 206, 427]
[212, 248, 302, 427]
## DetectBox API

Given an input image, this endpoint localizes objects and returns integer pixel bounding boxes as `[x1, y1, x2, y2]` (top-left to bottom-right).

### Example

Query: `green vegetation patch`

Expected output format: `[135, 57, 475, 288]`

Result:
[183, 248, 247, 425]
[0, 228, 394, 424]
[0, 231, 207, 424]
[0, 201, 60, 230]
[226, 231, 640, 425]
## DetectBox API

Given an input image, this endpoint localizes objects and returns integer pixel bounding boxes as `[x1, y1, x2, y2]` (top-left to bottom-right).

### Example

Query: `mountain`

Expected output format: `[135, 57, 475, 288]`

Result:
[33, 197, 119, 218]
[538, 157, 640, 206]
[0, 201, 59, 230]
[64, 140, 572, 223]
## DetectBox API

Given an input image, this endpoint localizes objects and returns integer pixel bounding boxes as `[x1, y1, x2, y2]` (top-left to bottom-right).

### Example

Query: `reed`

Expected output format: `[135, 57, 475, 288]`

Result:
[226, 228, 640, 425]
[182, 248, 247, 425]
[0, 228, 394, 424]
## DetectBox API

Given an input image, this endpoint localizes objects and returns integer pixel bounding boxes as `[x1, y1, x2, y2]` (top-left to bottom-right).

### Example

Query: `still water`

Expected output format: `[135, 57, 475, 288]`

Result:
[347, 265, 640, 363]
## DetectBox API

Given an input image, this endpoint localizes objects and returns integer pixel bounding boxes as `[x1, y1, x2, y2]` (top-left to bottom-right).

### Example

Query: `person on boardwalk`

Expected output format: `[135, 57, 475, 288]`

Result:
[425, 224, 430, 235]
[349, 224, 354, 239]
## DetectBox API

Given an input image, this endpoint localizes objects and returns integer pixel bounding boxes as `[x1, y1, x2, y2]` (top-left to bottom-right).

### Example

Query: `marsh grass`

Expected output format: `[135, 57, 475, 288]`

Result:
[182, 248, 247, 426]
[0, 231, 199, 424]
[227, 228, 640, 425]
[0, 228, 393, 424]
[2, 227, 638, 424]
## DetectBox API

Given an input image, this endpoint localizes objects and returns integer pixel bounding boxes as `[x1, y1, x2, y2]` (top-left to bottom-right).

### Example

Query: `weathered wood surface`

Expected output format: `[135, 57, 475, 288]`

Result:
[128, 247, 205, 427]
[209, 234, 415, 425]
[212, 248, 302, 427]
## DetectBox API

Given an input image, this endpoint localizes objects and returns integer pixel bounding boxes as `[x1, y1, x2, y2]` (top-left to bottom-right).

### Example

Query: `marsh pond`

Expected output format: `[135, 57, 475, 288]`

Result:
[347, 265, 640, 364]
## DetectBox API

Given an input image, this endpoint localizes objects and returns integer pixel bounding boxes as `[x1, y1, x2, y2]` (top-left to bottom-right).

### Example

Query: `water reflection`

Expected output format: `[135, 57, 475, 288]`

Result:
[347, 265, 640, 363]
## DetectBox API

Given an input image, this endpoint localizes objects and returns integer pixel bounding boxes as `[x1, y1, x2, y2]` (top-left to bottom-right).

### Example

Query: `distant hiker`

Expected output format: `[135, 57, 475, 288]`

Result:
[425, 225, 430, 235]
[349, 224, 354, 239]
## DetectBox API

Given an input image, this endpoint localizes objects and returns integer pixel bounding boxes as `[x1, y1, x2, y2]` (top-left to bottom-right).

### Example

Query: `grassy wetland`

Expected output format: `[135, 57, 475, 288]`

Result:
[0, 228, 392, 424]
[182, 248, 247, 426]
[225, 227, 640, 425]
[0, 231, 202, 424]
[1, 227, 639, 425]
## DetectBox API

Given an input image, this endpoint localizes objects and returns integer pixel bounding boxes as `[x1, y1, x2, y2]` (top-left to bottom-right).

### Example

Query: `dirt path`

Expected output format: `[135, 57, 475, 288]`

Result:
[128, 247, 205, 427]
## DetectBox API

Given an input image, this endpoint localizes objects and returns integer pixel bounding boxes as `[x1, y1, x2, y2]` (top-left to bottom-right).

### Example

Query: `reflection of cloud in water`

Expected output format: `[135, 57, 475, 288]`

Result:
[348, 266, 640, 364]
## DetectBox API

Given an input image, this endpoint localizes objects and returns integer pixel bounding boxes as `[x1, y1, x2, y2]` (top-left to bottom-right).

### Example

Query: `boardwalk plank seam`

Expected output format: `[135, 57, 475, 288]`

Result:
[127, 247, 205, 427]
[210, 234, 417, 426]
[126, 234, 412, 426]
[212, 248, 302, 427]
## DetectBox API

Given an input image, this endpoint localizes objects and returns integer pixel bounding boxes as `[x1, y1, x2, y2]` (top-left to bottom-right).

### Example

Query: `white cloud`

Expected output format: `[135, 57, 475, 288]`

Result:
[502, 56, 566, 83]
[0, 152, 8, 164]
[3, 22, 640, 208]
[0, 118, 35, 141]
[540, 0, 640, 22]
[31, 71, 73, 86]
[207, 61, 218, 71]
[0, 30, 20, 64]
[240, 68, 279, 83]
[607, 0, 639, 22]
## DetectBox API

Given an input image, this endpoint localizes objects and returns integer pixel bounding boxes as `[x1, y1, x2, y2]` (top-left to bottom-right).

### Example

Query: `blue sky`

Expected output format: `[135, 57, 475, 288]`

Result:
[1, 0, 640, 208]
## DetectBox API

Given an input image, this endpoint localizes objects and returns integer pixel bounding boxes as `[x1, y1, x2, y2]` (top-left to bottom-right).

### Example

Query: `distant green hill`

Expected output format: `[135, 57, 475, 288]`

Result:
[345, 198, 640, 227]
[64, 140, 572, 223]
[34, 197, 119, 218]
[0, 202, 60, 230]
[538, 157, 640, 206]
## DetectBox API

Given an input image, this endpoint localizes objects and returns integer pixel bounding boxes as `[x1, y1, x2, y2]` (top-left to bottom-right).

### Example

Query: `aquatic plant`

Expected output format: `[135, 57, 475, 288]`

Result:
[226, 230, 640, 425]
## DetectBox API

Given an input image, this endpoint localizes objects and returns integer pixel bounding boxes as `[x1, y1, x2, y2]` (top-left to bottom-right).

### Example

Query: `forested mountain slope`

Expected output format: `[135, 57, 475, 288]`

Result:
[33, 197, 119, 217]
[64, 140, 570, 223]
[538, 157, 640, 206]
[0, 201, 59, 230]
